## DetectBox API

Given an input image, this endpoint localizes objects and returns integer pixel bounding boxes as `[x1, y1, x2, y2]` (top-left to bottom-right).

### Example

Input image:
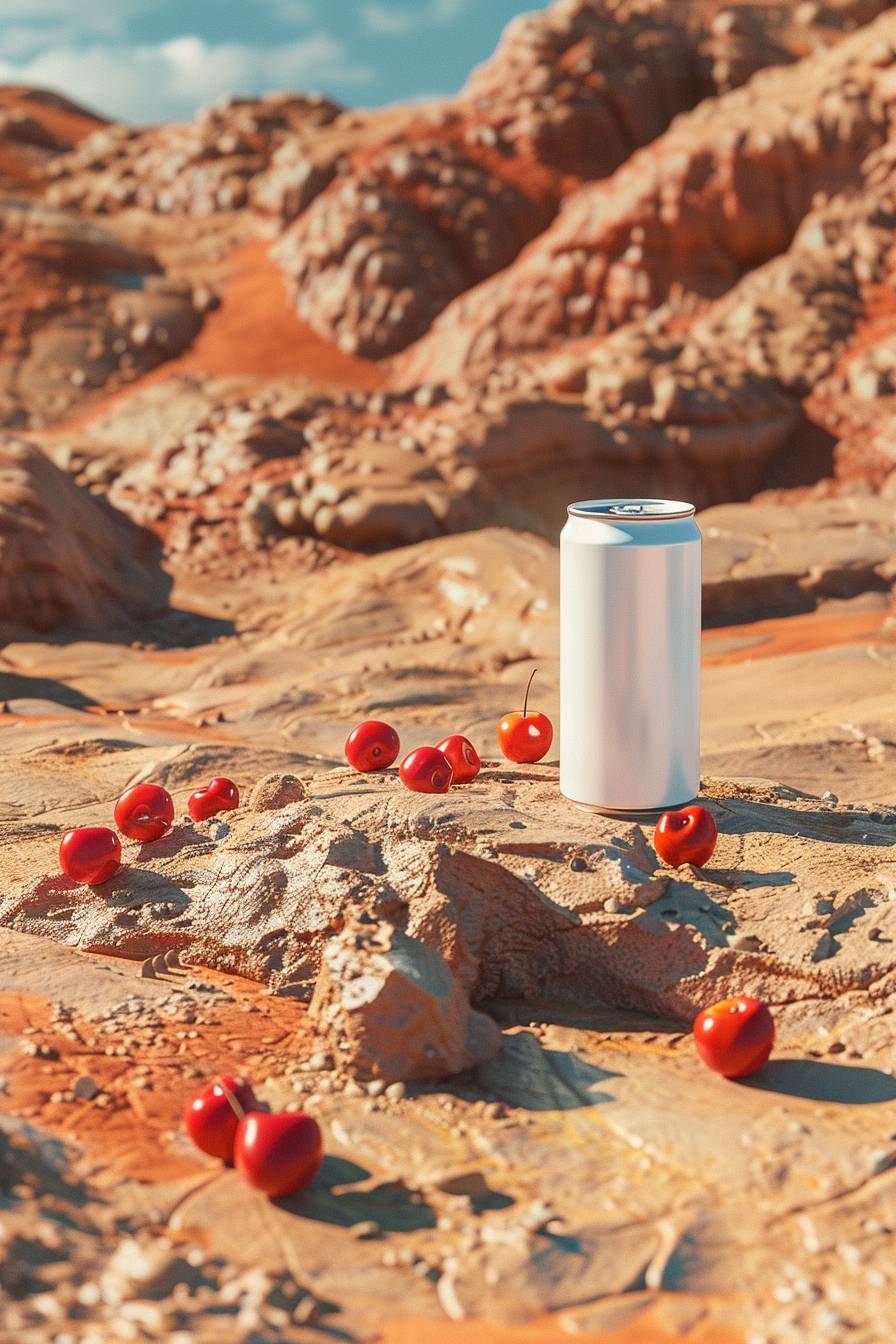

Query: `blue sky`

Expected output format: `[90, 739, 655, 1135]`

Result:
[0, 0, 535, 123]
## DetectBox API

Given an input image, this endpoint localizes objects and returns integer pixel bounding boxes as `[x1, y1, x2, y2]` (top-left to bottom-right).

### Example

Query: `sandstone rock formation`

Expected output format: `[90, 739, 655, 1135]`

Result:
[109, 172, 896, 552]
[0, 433, 169, 632]
[398, 11, 896, 382]
[0, 199, 204, 426]
[455, 0, 794, 180]
[272, 140, 553, 357]
[0, 86, 103, 192]
[44, 93, 342, 216]
[270, 0, 812, 357]
[310, 916, 503, 1081]
[702, 493, 896, 623]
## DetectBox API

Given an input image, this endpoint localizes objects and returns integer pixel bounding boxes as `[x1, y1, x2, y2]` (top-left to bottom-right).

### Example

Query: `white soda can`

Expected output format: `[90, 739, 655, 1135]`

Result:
[560, 499, 701, 813]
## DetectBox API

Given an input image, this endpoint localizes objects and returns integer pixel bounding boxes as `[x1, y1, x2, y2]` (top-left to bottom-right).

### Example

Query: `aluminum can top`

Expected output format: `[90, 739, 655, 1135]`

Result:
[567, 498, 695, 521]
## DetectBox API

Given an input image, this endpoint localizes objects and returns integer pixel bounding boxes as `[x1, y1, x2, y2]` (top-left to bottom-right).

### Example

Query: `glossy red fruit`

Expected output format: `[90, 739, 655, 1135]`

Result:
[497, 668, 553, 764]
[399, 746, 453, 794]
[188, 777, 240, 823]
[114, 783, 174, 842]
[59, 827, 121, 886]
[345, 720, 400, 772]
[183, 1075, 257, 1163]
[435, 734, 481, 784]
[234, 1110, 323, 1198]
[654, 805, 718, 868]
[693, 996, 775, 1079]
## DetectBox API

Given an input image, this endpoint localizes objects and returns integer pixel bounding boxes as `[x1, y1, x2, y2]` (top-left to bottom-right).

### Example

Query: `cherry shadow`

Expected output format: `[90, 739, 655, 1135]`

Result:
[699, 867, 796, 889]
[740, 1059, 896, 1104]
[280, 1161, 437, 1233]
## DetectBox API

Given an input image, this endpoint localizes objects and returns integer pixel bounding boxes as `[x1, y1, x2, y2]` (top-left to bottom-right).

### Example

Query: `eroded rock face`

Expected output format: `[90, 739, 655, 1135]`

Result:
[0, 199, 204, 427]
[456, 0, 793, 180]
[269, 0, 819, 357]
[273, 140, 552, 358]
[4, 769, 895, 1026]
[0, 433, 169, 632]
[310, 916, 503, 1081]
[398, 12, 896, 383]
[702, 494, 896, 623]
[112, 175, 896, 550]
[0, 86, 104, 192]
[44, 93, 342, 217]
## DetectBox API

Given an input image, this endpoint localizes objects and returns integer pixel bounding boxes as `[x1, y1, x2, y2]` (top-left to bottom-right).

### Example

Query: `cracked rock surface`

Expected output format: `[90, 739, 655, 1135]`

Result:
[3, 770, 894, 1027]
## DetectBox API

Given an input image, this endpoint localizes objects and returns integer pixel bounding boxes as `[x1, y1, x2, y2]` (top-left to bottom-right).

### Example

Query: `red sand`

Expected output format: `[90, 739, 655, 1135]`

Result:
[381, 1310, 743, 1343]
[702, 606, 892, 666]
[172, 240, 388, 385]
[0, 968, 312, 1184]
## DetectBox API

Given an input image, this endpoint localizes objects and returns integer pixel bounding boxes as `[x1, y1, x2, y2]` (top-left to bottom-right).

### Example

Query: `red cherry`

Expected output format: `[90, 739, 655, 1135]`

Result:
[345, 720, 400, 772]
[435, 734, 481, 784]
[114, 783, 174, 842]
[693, 996, 775, 1079]
[234, 1110, 323, 1198]
[497, 668, 553, 764]
[184, 1075, 258, 1163]
[188, 777, 240, 823]
[654, 805, 718, 868]
[59, 827, 121, 886]
[399, 746, 453, 794]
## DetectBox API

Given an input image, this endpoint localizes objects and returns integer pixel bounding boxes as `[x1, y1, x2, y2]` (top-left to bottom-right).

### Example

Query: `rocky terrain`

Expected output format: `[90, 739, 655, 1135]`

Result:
[2, 1, 896, 1340]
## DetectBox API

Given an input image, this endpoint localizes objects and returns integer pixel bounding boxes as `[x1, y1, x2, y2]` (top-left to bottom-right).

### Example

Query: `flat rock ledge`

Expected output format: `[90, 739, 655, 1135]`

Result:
[2, 768, 895, 1022]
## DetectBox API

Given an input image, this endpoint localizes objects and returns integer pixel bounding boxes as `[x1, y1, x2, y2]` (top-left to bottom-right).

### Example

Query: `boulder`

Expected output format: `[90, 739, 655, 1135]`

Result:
[310, 916, 502, 1082]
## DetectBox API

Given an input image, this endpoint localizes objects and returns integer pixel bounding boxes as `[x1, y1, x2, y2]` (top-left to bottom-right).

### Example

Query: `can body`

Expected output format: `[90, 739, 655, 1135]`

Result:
[560, 499, 701, 813]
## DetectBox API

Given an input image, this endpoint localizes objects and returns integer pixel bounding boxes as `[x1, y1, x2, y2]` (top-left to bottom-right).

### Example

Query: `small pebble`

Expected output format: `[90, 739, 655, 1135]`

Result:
[292, 1297, 320, 1325]
[350, 1220, 380, 1240]
[367, 1079, 387, 1097]
[385, 1081, 406, 1101]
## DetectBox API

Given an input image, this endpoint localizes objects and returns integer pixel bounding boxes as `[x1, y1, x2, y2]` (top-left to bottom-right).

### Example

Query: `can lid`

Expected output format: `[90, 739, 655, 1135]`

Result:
[568, 498, 695, 520]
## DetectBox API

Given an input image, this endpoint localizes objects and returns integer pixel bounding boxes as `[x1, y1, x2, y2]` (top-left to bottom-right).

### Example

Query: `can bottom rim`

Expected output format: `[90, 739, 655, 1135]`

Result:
[561, 791, 698, 821]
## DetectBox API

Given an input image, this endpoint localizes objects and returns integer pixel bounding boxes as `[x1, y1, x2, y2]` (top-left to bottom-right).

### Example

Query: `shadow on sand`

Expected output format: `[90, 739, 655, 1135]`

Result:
[277, 1156, 438, 1232]
[741, 1058, 896, 1104]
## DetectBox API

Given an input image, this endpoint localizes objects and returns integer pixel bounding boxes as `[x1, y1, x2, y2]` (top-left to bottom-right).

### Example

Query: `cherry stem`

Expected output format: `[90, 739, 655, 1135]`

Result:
[523, 667, 537, 718]
[216, 1076, 245, 1121]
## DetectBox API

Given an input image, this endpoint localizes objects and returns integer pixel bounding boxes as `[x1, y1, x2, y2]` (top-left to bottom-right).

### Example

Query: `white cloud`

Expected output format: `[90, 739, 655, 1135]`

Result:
[362, 0, 473, 36]
[361, 3, 417, 36]
[430, 0, 473, 18]
[0, 32, 372, 122]
[272, 0, 314, 21]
